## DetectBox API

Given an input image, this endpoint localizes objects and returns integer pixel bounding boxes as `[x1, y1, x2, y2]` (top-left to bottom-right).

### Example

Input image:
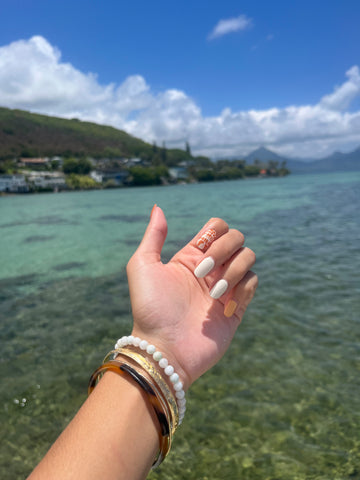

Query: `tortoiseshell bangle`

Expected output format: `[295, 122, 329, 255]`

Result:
[88, 360, 171, 468]
[104, 348, 179, 433]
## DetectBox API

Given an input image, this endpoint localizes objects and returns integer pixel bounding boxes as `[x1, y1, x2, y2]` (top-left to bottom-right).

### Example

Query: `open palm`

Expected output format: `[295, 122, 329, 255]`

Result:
[127, 206, 257, 389]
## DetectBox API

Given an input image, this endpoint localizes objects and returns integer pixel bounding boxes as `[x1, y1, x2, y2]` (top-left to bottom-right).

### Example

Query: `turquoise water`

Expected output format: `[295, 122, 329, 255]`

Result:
[1, 173, 360, 479]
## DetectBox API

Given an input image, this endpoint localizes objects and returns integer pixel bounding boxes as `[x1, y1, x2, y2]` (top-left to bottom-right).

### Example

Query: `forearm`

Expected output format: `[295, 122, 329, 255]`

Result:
[28, 372, 158, 480]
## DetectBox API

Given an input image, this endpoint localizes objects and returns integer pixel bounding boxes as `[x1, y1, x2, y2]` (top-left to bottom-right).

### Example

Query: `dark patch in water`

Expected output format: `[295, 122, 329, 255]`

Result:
[0, 273, 40, 304]
[97, 214, 148, 223]
[52, 262, 86, 272]
[23, 235, 56, 243]
[0, 220, 28, 228]
[0, 216, 77, 228]
[0, 273, 39, 287]
[34, 215, 77, 226]
[123, 238, 140, 247]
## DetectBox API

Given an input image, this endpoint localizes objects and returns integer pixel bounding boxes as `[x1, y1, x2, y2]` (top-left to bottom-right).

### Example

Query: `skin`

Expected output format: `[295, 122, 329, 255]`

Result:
[28, 206, 258, 480]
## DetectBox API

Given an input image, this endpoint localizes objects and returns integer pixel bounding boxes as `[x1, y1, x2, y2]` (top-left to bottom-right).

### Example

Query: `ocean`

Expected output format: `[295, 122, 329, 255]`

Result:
[1, 172, 359, 479]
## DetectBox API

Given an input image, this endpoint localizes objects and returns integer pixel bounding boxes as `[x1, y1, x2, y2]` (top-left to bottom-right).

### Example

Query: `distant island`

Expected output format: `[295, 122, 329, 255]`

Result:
[0, 107, 289, 194]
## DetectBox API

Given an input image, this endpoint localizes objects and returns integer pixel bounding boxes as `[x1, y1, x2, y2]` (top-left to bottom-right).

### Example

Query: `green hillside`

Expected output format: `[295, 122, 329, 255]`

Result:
[0, 107, 191, 165]
[0, 107, 289, 190]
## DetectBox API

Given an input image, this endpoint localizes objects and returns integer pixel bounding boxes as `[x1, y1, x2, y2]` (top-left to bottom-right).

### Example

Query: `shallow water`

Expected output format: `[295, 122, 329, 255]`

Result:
[1, 172, 360, 479]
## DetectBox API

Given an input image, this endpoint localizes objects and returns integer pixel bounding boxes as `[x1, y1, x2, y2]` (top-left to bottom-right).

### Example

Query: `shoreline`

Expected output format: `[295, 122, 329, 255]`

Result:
[0, 173, 290, 197]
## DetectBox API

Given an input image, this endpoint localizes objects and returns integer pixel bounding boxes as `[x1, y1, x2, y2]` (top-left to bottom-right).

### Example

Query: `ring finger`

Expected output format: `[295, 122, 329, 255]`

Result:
[208, 247, 256, 300]
[194, 229, 245, 279]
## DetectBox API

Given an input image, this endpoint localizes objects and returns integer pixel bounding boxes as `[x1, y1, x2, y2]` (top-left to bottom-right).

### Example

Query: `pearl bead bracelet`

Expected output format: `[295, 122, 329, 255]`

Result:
[114, 335, 186, 424]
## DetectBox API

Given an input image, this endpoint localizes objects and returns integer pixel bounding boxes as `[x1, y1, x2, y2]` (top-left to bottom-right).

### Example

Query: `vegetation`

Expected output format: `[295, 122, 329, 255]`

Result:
[129, 165, 169, 186]
[0, 107, 193, 165]
[62, 157, 92, 175]
[0, 106, 290, 193]
[65, 174, 99, 190]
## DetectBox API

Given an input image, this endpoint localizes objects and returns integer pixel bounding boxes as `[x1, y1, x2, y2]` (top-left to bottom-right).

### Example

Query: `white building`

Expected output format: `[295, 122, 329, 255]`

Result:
[90, 170, 129, 185]
[168, 166, 188, 181]
[0, 174, 29, 193]
[26, 172, 66, 190]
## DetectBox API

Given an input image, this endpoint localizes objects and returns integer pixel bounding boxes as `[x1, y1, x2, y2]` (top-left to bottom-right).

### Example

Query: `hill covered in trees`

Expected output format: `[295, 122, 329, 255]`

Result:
[0, 107, 193, 166]
[0, 107, 289, 191]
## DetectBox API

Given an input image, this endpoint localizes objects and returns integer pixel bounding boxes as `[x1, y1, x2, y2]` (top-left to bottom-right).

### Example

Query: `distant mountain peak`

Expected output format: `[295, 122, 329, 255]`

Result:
[245, 146, 287, 163]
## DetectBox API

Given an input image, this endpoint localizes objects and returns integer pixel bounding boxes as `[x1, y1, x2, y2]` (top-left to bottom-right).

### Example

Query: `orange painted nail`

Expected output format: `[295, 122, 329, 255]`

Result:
[150, 204, 157, 219]
[224, 300, 238, 318]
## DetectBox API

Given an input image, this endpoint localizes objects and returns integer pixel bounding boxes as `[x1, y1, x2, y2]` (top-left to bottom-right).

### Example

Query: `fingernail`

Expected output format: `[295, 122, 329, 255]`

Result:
[224, 300, 238, 317]
[210, 279, 228, 299]
[150, 204, 157, 219]
[196, 228, 216, 250]
[194, 257, 215, 278]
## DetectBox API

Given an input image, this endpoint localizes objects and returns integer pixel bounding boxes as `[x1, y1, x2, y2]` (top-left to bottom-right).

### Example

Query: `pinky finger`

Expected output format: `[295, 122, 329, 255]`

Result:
[223, 271, 258, 321]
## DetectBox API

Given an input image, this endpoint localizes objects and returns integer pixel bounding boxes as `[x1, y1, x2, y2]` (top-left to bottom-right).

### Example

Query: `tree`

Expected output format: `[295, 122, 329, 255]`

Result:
[66, 174, 99, 190]
[244, 165, 261, 176]
[195, 169, 215, 182]
[63, 157, 92, 175]
[268, 160, 279, 170]
[129, 165, 169, 186]
[161, 142, 167, 164]
[194, 156, 212, 168]
[185, 141, 191, 157]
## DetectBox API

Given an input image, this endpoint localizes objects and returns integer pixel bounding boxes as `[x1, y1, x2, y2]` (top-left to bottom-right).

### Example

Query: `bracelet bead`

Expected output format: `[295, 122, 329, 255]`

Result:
[153, 351, 163, 362]
[175, 390, 185, 399]
[139, 340, 148, 350]
[173, 381, 183, 391]
[170, 373, 179, 384]
[164, 365, 174, 376]
[159, 358, 168, 368]
[178, 397, 186, 407]
[146, 344, 156, 355]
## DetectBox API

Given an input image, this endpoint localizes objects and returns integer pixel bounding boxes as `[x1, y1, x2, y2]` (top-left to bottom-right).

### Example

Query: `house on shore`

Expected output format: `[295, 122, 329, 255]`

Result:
[19, 157, 51, 168]
[168, 166, 188, 182]
[26, 171, 67, 190]
[0, 174, 29, 193]
[90, 170, 129, 186]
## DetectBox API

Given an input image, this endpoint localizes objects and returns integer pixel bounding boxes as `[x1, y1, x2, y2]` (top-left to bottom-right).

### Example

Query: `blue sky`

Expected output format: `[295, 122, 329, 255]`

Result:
[1, 0, 360, 159]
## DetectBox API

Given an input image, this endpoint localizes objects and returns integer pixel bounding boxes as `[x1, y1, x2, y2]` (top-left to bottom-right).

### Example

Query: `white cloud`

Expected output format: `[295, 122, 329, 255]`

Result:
[208, 15, 253, 40]
[0, 36, 360, 159]
[320, 66, 360, 111]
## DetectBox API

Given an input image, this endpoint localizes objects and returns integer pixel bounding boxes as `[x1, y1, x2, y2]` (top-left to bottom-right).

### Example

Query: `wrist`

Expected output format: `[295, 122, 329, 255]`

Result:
[130, 330, 192, 392]
[114, 333, 187, 425]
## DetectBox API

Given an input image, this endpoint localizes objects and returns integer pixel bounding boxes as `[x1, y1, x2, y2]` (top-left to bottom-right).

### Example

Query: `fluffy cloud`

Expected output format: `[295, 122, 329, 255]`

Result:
[0, 36, 360, 159]
[208, 14, 253, 40]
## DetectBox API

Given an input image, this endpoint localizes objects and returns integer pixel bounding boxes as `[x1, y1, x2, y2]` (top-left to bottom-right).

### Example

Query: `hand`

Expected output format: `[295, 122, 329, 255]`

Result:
[127, 206, 258, 390]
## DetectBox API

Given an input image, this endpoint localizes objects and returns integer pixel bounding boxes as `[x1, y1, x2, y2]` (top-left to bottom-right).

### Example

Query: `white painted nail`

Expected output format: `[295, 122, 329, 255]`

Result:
[194, 257, 215, 278]
[210, 279, 228, 299]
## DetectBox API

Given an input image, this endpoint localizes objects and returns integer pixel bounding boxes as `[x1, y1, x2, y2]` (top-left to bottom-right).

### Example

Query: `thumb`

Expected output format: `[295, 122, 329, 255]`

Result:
[136, 205, 168, 262]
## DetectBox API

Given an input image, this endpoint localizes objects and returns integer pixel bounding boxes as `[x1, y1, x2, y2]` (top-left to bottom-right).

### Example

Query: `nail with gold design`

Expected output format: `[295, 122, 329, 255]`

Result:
[196, 228, 216, 251]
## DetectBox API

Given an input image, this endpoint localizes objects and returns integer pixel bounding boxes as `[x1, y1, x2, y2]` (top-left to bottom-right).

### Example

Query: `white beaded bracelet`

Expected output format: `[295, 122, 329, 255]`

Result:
[115, 335, 186, 424]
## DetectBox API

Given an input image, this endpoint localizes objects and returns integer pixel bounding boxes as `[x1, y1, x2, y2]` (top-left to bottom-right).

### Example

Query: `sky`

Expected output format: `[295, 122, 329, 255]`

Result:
[1, 0, 360, 160]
